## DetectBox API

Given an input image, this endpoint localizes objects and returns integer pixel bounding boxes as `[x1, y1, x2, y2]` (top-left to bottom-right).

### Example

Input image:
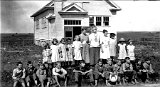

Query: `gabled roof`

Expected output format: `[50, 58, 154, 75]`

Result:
[59, 3, 88, 15]
[31, 0, 54, 17]
[105, 0, 121, 11]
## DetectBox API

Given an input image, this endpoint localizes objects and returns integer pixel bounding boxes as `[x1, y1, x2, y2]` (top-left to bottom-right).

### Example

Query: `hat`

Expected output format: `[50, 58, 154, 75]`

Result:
[119, 38, 125, 42]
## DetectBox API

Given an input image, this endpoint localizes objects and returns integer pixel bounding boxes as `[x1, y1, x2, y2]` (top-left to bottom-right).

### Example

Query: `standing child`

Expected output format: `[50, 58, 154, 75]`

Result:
[50, 38, 59, 67]
[59, 38, 67, 67]
[79, 28, 90, 64]
[12, 62, 26, 87]
[117, 38, 127, 60]
[89, 25, 100, 66]
[100, 30, 110, 64]
[36, 63, 47, 87]
[66, 38, 73, 67]
[127, 40, 136, 67]
[109, 33, 117, 61]
[42, 43, 51, 63]
[72, 35, 82, 66]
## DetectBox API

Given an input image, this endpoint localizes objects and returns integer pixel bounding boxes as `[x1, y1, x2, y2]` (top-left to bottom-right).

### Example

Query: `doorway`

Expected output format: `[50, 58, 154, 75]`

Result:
[64, 26, 81, 41]
[73, 27, 81, 40]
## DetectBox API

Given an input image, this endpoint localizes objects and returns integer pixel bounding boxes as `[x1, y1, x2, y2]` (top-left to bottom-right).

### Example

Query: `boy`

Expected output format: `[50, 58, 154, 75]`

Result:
[113, 60, 124, 85]
[12, 62, 26, 87]
[73, 60, 94, 87]
[89, 25, 100, 66]
[103, 58, 114, 86]
[44, 62, 53, 87]
[36, 63, 47, 87]
[142, 58, 155, 82]
[25, 61, 37, 87]
[52, 62, 68, 87]
[122, 57, 135, 84]
[94, 59, 105, 86]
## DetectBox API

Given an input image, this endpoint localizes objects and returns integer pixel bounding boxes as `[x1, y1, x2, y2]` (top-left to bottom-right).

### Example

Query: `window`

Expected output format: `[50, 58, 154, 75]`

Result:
[64, 20, 81, 25]
[103, 17, 109, 26]
[89, 16, 94, 26]
[36, 20, 39, 29]
[42, 17, 47, 29]
[96, 17, 101, 26]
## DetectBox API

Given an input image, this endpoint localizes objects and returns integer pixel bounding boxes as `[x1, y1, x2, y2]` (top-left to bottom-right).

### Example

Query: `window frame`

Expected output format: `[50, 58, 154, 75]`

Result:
[64, 20, 81, 25]
[42, 17, 47, 29]
[96, 16, 102, 26]
[103, 17, 109, 26]
[35, 19, 40, 29]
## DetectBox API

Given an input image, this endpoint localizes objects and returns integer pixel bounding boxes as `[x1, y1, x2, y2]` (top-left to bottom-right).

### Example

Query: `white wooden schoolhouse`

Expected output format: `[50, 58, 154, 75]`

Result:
[31, 0, 121, 45]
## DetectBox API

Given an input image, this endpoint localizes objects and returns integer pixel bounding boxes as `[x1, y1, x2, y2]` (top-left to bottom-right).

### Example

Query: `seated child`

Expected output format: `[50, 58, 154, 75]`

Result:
[12, 62, 26, 87]
[135, 59, 144, 82]
[52, 62, 68, 87]
[25, 61, 37, 87]
[122, 57, 135, 84]
[103, 58, 114, 86]
[36, 63, 47, 87]
[73, 60, 94, 87]
[94, 59, 105, 86]
[142, 58, 155, 82]
[44, 62, 53, 87]
[113, 60, 124, 85]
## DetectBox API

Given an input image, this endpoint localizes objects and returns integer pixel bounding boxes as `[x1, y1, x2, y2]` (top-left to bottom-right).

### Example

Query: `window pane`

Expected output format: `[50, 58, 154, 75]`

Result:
[65, 31, 72, 37]
[104, 17, 109, 22]
[96, 17, 101, 22]
[104, 22, 109, 26]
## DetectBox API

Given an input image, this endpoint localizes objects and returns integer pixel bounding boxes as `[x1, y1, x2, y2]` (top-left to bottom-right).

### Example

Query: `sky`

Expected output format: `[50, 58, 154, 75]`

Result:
[1, 0, 160, 33]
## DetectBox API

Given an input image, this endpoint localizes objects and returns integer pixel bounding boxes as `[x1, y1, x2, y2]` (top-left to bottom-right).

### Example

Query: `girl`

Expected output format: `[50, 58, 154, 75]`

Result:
[66, 38, 73, 67]
[127, 40, 135, 61]
[109, 33, 117, 61]
[72, 35, 82, 66]
[42, 43, 51, 63]
[100, 30, 110, 64]
[50, 38, 59, 67]
[59, 38, 67, 67]
[117, 38, 127, 60]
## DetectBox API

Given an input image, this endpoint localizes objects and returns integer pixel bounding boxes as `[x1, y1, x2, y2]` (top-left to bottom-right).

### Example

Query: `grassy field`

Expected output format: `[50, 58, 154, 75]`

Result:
[1, 44, 160, 87]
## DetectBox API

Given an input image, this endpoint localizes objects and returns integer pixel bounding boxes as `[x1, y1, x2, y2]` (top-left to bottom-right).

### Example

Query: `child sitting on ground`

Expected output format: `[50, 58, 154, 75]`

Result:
[25, 61, 38, 87]
[36, 63, 47, 87]
[94, 59, 105, 86]
[12, 62, 26, 87]
[52, 62, 68, 87]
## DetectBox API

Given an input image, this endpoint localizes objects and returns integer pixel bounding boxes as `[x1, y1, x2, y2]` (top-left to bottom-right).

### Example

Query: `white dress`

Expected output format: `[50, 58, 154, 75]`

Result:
[50, 45, 59, 62]
[109, 38, 117, 56]
[42, 49, 51, 63]
[100, 36, 110, 59]
[72, 41, 82, 60]
[66, 44, 73, 61]
[58, 43, 67, 61]
[118, 43, 127, 60]
[127, 45, 135, 60]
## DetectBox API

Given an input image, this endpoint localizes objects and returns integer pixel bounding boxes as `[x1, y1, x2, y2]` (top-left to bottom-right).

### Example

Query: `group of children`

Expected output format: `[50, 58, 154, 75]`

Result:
[12, 57, 156, 87]
[12, 61, 68, 87]
[12, 25, 157, 87]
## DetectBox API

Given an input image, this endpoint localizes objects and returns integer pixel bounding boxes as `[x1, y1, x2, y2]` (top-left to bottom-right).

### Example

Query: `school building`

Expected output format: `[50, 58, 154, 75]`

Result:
[31, 0, 121, 45]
